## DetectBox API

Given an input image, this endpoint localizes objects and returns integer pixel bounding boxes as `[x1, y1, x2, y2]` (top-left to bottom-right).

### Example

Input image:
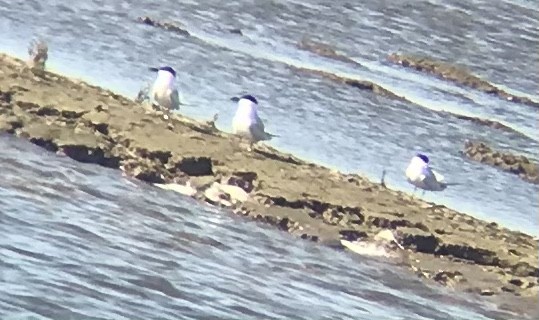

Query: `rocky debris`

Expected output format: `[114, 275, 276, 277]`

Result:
[508, 277, 532, 289]
[479, 289, 496, 296]
[252, 144, 304, 165]
[121, 159, 167, 184]
[401, 231, 439, 253]
[462, 140, 539, 184]
[368, 216, 429, 232]
[60, 144, 120, 168]
[511, 261, 539, 278]
[226, 171, 258, 193]
[0, 53, 537, 305]
[173, 156, 213, 176]
[437, 243, 497, 265]
[339, 230, 368, 242]
[265, 195, 365, 226]
[388, 53, 539, 109]
[433, 270, 465, 286]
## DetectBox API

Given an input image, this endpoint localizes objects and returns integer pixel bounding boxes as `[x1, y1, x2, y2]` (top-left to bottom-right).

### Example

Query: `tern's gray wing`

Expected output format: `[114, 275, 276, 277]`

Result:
[255, 114, 266, 132]
[431, 168, 445, 182]
[249, 119, 271, 142]
[251, 113, 278, 141]
[422, 167, 446, 191]
[170, 88, 180, 110]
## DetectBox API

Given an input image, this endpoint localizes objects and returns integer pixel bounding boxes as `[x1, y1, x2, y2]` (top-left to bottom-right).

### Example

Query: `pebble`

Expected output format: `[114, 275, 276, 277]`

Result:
[480, 289, 495, 296]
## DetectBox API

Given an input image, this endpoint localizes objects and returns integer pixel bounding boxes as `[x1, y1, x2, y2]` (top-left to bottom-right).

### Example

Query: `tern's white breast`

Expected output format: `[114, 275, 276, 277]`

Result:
[232, 99, 258, 135]
[405, 156, 427, 183]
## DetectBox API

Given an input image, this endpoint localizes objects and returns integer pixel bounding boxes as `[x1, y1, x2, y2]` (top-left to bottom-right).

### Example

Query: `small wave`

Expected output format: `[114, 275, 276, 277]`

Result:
[137, 17, 537, 142]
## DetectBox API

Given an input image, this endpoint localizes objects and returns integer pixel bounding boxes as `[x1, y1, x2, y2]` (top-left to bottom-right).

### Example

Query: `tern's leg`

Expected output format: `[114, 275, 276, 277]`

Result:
[421, 190, 426, 197]
[164, 108, 172, 121]
[235, 136, 250, 153]
[235, 136, 243, 152]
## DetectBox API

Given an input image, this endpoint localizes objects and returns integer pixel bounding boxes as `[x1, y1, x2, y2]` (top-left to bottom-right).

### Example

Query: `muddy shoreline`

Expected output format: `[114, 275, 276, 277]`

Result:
[1, 53, 538, 316]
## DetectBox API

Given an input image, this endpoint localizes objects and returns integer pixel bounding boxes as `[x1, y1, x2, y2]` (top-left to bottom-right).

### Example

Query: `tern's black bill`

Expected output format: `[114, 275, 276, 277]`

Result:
[148, 67, 159, 72]
[230, 97, 240, 102]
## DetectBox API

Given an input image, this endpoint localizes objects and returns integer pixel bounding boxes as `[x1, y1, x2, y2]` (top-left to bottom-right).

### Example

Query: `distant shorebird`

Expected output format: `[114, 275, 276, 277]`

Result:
[149, 66, 181, 111]
[405, 153, 456, 196]
[27, 38, 48, 71]
[231, 94, 277, 148]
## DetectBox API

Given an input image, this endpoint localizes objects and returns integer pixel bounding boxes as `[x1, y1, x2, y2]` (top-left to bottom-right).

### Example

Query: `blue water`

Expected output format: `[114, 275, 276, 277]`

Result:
[0, 0, 538, 318]
[0, 134, 521, 320]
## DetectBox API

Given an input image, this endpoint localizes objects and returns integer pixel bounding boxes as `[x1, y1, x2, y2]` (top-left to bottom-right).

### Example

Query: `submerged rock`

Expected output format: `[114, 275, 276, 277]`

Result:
[296, 38, 361, 67]
[137, 16, 190, 36]
[288, 66, 408, 102]
[388, 53, 539, 109]
[462, 141, 539, 184]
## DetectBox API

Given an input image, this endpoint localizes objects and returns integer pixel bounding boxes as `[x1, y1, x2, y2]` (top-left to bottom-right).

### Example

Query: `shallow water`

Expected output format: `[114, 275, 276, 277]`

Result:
[0, 134, 523, 320]
[0, 0, 538, 318]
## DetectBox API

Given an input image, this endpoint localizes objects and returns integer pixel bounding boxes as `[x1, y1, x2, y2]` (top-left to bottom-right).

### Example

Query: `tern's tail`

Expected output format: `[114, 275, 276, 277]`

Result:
[440, 182, 460, 190]
[262, 132, 279, 140]
[443, 182, 460, 186]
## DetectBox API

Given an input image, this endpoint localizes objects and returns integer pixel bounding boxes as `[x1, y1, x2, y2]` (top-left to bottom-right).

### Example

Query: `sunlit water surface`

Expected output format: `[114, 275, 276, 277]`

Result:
[0, 0, 538, 319]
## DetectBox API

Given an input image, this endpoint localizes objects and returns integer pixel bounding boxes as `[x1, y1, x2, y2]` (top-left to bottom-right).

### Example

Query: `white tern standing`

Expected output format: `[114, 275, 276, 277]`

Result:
[148, 66, 180, 111]
[231, 94, 277, 149]
[405, 153, 456, 196]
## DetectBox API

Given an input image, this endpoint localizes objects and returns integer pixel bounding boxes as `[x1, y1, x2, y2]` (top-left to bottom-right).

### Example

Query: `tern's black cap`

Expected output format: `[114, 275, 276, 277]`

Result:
[230, 94, 258, 104]
[149, 66, 176, 77]
[416, 153, 429, 164]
